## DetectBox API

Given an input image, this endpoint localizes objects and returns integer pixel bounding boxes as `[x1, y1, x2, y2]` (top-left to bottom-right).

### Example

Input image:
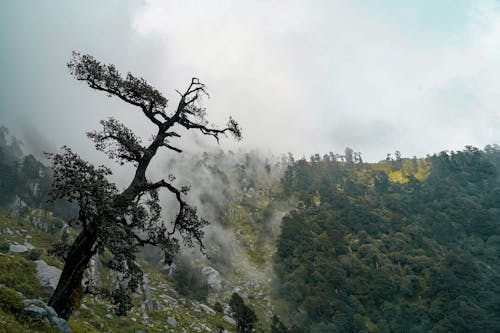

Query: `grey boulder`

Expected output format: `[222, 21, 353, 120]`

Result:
[35, 259, 62, 293]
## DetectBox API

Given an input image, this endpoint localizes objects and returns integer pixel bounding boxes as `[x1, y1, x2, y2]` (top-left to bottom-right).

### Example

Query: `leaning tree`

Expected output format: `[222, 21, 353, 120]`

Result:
[46, 52, 241, 319]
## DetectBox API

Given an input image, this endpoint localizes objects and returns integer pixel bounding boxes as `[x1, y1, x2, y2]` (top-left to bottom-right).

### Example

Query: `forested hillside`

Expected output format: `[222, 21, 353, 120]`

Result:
[1, 126, 500, 332]
[275, 146, 500, 332]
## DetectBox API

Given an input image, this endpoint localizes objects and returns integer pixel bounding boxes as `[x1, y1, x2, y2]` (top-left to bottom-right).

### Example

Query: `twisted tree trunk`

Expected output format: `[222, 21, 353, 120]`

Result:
[48, 229, 97, 320]
[48, 156, 150, 319]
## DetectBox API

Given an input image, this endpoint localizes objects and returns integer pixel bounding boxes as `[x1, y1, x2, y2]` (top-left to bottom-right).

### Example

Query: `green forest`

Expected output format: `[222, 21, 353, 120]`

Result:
[275, 147, 500, 332]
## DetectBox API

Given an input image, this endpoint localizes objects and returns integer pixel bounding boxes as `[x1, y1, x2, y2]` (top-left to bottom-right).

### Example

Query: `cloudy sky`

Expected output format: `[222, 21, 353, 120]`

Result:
[2, 0, 500, 162]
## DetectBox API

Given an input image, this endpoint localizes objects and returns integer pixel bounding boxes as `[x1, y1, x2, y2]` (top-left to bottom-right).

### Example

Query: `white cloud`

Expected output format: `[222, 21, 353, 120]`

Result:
[131, 0, 500, 160]
[2, 0, 500, 162]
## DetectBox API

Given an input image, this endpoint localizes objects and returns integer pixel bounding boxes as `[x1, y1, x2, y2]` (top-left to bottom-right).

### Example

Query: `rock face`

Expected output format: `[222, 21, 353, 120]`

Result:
[223, 315, 236, 326]
[88, 256, 101, 286]
[201, 266, 222, 291]
[3, 227, 14, 235]
[9, 243, 28, 253]
[199, 304, 216, 315]
[30, 214, 48, 231]
[9, 195, 26, 216]
[35, 260, 62, 292]
[22, 298, 71, 333]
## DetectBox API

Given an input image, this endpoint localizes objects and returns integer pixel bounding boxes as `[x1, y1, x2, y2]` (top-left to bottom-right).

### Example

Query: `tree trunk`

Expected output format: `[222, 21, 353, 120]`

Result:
[48, 229, 97, 319]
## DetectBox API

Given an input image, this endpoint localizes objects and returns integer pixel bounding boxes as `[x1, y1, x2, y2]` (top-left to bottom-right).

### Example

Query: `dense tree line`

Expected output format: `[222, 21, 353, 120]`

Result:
[275, 146, 500, 332]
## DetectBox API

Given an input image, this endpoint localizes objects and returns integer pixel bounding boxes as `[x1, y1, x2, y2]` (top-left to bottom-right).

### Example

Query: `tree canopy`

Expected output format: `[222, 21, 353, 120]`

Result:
[275, 147, 500, 332]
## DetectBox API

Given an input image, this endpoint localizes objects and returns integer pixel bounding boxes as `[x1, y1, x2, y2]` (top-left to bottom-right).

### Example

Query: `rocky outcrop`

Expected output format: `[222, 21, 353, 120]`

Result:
[8, 241, 35, 253]
[30, 215, 48, 231]
[9, 243, 28, 253]
[22, 298, 71, 333]
[34, 259, 62, 292]
[3, 227, 14, 235]
[201, 266, 222, 291]
[167, 316, 177, 327]
[199, 303, 216, 315]
[88, 256, 101, 286]
[223, 315, 236, 325]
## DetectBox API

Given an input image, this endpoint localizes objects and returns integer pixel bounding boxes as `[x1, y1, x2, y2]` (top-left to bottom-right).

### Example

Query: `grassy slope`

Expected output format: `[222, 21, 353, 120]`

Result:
[0, 207, 241, 332]
[0, 184, 290, 332]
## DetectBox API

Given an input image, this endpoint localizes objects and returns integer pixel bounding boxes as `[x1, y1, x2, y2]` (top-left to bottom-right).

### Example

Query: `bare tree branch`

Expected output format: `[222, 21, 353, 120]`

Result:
[163, 143, 183, 153]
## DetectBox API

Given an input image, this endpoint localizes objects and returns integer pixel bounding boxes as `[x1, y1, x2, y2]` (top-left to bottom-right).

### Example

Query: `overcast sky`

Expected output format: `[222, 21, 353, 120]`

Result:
[2, 0, 500, 162]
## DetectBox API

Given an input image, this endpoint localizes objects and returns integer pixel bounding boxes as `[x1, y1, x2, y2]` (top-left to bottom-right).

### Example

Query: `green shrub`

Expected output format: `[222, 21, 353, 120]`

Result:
[25, 249, 42, 261]
[230, 293, 258, 333]
[0, 310, 27, 333]
[0, 287, 23, 313]
[0, 240, 9, 252]
[172, 261, 209, 301]
[50, 218, 65, 230]
[213, 301, 224, 313]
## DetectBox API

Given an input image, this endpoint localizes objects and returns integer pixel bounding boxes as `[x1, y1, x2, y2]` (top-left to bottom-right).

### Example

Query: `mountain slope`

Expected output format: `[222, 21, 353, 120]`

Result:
[275, 147, 500, 332]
